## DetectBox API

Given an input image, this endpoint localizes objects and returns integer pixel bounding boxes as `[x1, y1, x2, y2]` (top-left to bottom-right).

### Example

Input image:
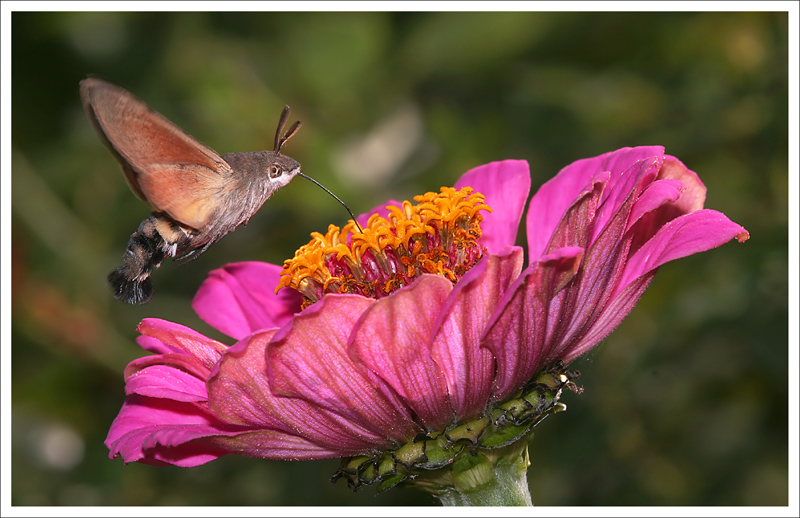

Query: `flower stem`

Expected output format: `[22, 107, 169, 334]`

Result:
[412, 437, 534, 506]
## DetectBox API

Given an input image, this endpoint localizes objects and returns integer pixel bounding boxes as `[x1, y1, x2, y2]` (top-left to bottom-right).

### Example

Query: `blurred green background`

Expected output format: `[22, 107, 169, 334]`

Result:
[10, 11, 788, 506]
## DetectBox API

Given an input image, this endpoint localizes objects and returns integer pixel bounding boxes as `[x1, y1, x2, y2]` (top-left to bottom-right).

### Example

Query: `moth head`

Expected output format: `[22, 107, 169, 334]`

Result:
[265, 153, 302, 190]
[262, 105, 302, 189]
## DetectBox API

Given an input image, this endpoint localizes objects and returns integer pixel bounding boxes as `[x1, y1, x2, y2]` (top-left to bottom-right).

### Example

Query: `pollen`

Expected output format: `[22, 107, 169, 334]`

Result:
[278, 186, 492, 308]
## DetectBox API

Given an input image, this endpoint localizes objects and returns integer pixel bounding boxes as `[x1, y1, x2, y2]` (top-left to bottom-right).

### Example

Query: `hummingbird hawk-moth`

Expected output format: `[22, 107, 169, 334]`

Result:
[81, 78, 356, 304]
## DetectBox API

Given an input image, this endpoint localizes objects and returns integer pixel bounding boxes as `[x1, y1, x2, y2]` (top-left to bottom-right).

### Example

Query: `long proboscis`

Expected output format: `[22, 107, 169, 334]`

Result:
[298, 173, 365, 234]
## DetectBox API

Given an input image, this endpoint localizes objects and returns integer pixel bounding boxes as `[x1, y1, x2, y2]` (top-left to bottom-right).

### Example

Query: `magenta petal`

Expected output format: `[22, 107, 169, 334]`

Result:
[455, 160, 531, 253]
[350, 275, 455, 428]
[628, 179, 685, 231]
[137, 318, 227, 371]
[591, 153, 662, 243]
[125, 365, 208, 402]
[660, 156, 707, 213]
[109, 393, 340, 463]
[627, 158, 711, 255]
[136, 334, 182, 355]
[538, 174, 606, 257]
[268, 294, 420, 442]
[207, 430, 347, 461]
[207, 330, 285, 428]
[125, 352, 211, 382]
[430, 248, 524, 419]
[561, 272, 656, 364]
[209, 330, 392, 454]
[482, 246, 583, 400]
[527, 146, 665, 260]
[192, 262, 303, 340]
[541, 159, 655, 361]
[597, 146, 665, 185]
[616, 209, 750, 296]
[105, 395, 239, 467]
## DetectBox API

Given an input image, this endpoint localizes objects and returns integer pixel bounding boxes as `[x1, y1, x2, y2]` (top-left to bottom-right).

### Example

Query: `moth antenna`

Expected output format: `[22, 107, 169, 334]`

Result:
[274, 105, 291, 152]
[278, 120, 302, 152]
[298, 173, 364, 234]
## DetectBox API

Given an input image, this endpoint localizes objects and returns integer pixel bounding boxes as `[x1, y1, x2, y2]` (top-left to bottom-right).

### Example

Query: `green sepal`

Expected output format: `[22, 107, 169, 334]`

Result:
[476, 421, 531, 449]
[375, 473, 408, 493]
[332, 361, 580, 492]
[445, 416, 490, 443]
[394, 438, 426, 469]
[416, 437, 464, 470]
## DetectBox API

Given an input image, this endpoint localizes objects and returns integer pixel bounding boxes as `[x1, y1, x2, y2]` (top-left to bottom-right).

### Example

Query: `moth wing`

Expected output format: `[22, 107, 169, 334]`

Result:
[80, 78, 232, 229]
[135, 163, 226, 229]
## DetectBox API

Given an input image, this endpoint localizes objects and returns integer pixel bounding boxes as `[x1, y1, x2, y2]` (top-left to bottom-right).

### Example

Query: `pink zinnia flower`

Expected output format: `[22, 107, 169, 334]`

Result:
[106, 146, 748, 495]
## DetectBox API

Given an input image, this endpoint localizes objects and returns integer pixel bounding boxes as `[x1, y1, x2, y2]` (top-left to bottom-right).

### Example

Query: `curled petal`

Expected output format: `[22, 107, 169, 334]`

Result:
[124, 352, 212, 382]
[105, 395, 242, 467]
[659, 156, 707, 213]
[193, 262, 303, 340]
[136, 334, 182, 355]
[527, 146, 665, 260]
[136, 318, 227, 371]
[627, 158, 709, 253]
[125, 365, 209, 402]
[455, 160, 531, 253]
[616, 209, 750, 297]
[544, 187, 637, 359]
[628, 179, 686, 232]
[591, 151, 663, 242]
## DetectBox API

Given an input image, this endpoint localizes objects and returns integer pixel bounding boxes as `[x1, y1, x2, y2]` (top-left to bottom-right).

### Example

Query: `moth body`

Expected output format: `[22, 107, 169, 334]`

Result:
[80, 77, 302, 304]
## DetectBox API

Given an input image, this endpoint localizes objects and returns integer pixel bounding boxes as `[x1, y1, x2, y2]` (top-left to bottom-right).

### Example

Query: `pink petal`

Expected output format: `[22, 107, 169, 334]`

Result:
[137, 318, 227, 371]
[125, 365, 209, 402]
[527, 146, 665, 260]
[207, 330, 283, 429]
[208, 330, 393, 454]
[455, 160, 531, 253]
[124, 352, 212, 382]
[660, 156, 707, 213]
[105, 395, 240, 467]
[628, 179, 685, 232]
[591, 152, 662, 243]
[561, 272, 656, 363]
[481, 246, 584, 401]
[268, 294, 420, 442]
[192, 262, 303, 340]
[541, 162, 651, 361]
[207, 430, 347, 461]
[430, 247, 524, 419]
[616, 209, 750, 296]
[136, 334, 183, 355]
[349, 275, 455, 429]
[539, 174, 606, 256]
[627, 158, 709, 253]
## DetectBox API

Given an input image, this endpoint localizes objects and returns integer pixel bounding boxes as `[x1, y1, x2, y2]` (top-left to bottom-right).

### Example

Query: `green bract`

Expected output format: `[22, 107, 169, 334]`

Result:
[331, 362, 581, 493]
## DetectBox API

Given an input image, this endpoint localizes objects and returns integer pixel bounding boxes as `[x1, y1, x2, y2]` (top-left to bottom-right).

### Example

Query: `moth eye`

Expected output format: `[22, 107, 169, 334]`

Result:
[268, 165, 282, 179]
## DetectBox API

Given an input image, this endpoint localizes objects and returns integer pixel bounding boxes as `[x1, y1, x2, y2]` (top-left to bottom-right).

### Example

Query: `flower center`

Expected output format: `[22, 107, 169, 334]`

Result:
[278, 186, 492, 308]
